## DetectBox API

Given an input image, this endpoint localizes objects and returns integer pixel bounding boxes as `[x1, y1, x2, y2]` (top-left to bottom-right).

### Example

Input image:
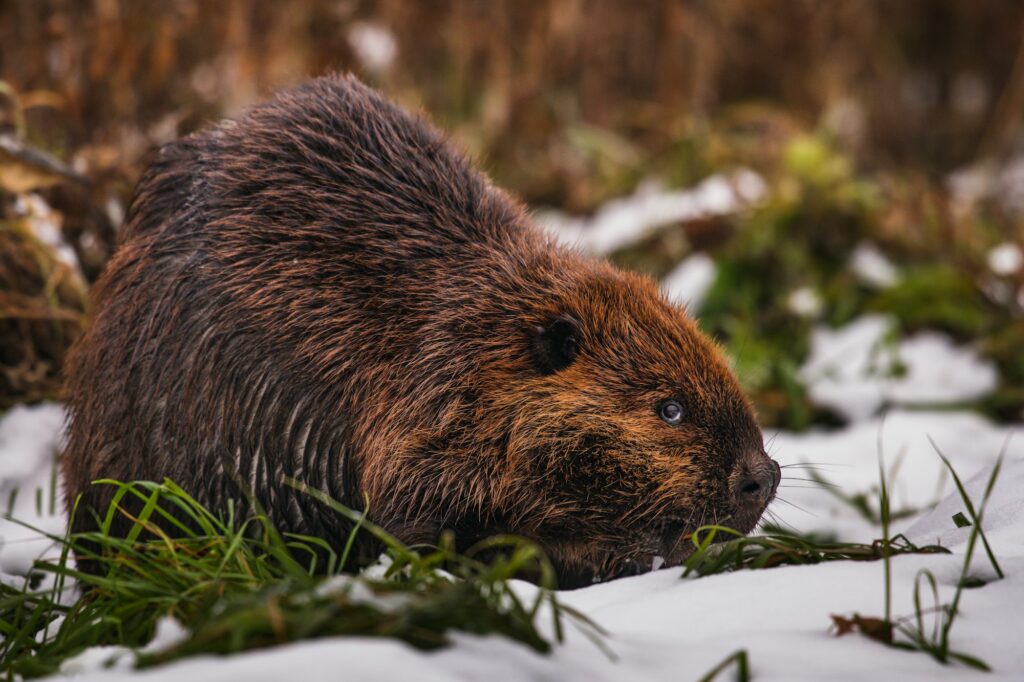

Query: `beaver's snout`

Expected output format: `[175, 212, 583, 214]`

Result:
[732, 452, 780, 512]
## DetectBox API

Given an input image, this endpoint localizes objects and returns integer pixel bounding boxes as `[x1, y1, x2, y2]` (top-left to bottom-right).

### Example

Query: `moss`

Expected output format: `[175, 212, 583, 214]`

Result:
[869, 265, 992, 339]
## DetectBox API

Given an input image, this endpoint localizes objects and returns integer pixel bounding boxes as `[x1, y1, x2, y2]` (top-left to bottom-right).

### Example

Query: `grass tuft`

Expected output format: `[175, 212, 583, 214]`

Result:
[828, 443, 1006, 672]
[681, 525, 948, 578]
[0, 479, 603, 679]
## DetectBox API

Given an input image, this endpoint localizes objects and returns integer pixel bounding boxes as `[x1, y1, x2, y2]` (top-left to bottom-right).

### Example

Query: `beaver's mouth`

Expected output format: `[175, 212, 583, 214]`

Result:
[545, 521, 713, 590]
[548, 481, 779, 590]
[551, 543, 697, 590]
[492, 460, 781, 590]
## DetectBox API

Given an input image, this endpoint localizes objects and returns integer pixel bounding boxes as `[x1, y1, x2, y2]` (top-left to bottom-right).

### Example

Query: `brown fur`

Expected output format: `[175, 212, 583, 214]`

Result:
[62, 74, 777, 587]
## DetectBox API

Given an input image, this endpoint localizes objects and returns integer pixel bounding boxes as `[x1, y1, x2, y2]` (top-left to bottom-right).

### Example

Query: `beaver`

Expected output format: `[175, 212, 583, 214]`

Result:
[62, 74, 779, 588]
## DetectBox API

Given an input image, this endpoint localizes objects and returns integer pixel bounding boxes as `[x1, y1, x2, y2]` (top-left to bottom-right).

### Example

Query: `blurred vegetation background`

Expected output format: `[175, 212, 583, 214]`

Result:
[1, 0, 1023, 427]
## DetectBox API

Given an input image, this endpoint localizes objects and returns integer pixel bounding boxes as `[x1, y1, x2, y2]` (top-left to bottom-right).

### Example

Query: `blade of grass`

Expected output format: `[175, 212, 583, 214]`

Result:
[928, 436, 1005, 579]
[697, 648, 750, 682]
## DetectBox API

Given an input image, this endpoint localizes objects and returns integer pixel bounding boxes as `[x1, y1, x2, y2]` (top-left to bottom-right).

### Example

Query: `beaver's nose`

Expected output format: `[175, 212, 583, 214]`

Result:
[733, 454, 780, 508]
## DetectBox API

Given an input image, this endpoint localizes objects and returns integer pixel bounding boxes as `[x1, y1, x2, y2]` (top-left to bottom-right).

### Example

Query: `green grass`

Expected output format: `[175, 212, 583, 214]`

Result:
[804, 466, 921, 526]
[834, 439, 1006, 672]
[680, 525, 949, 578]
[0, 479, 603, 679]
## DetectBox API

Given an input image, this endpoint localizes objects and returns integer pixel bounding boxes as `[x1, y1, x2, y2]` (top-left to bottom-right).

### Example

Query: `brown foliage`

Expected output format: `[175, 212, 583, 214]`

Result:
[0, 213, 86, 407]
[2, 1, 1023, 193]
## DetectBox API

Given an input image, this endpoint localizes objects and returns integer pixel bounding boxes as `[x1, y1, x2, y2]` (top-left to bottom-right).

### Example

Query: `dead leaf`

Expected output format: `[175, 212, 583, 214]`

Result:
[830, 613, 893, 644]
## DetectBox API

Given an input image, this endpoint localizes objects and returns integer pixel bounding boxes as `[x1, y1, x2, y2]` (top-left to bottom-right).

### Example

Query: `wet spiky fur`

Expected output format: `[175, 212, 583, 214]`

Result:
[62, 75, 773, 588]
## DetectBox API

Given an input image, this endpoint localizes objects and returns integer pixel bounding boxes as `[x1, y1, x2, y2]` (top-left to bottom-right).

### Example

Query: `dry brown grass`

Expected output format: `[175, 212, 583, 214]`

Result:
[3, 1, 1024, 199]
[0, 215, 86, 407]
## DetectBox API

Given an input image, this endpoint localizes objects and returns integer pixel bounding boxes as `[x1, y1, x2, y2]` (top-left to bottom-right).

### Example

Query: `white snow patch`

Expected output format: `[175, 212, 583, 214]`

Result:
[312, 571, 416, 612]
[993, 158, 1024, 214]
[58, 645, 135, 675]
[770, 410, 1023, 541]
[787, 287, 823, 317]
[538, 170, 766, 256]
[106, 197, 126, 231]
[800, 315, 998, 422]
[661, 252, 716, 311]
[0, 402, 67, 580]
[12, 193, 81, 272]
[987, 242, 1023, 276]
[849, 242, 899, 288]
[949, 156, 1024, 217]
[906, 449, 1024, 559]
[347, 23, 397, 73]
[139, 616, 190, 655]
[33, 614, 67, 646]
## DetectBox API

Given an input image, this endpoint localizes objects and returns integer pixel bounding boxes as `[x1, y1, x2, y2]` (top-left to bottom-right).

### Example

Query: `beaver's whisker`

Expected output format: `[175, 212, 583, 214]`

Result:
[763, 508, 802, 535]
[778, 484, 831, 490]
[772, 497, 815, 516]
[668, 502, 707, 558]
[756, 511, 776, 533]
[780, 476, 842, 488]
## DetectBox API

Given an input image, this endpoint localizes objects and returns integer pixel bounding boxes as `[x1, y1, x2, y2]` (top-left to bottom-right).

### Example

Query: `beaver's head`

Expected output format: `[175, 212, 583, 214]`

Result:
[483, 263, 778, 587]
[368, 255, 779, 589]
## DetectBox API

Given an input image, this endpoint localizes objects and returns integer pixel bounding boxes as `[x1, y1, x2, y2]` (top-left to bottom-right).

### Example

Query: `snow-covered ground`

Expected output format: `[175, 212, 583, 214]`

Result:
[2, 401, 1020, 680]
[1, 178, 1020, 679]
[0, 402, 65, 584]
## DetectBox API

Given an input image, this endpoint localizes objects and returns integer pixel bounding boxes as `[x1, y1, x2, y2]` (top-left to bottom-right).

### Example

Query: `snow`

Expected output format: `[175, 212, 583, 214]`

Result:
[25, 450, 1024, 682]
[849, 242, 899, 288]
[313, 568, 418, 612]
[0, 402, 66, 579]
[538, 170, 766, 256]
[661, 253, 716, 311]
[2, 319, 1021, 680]
[786, 286, 823, 317]
[58, 646, 136, 676]
[140, 617, 190, 655]
[53, 617, 188, 677]
[987, 242, 1023, 277]
[347, 23, 398, 73]
[799, 315, 999, 423]
[907, 453, 1024, 558]
[769, 410, 1022, 542]
[12, 193, 81, 273]
[948, 155, 1024, 218]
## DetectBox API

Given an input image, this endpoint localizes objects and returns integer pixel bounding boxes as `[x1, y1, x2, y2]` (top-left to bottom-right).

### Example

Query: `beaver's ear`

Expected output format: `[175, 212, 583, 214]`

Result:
[532, 316, 580, 375]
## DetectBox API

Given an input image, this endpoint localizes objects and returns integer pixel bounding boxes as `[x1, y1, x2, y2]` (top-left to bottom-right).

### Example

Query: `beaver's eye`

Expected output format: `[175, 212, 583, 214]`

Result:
[658, 399, 684, 426]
